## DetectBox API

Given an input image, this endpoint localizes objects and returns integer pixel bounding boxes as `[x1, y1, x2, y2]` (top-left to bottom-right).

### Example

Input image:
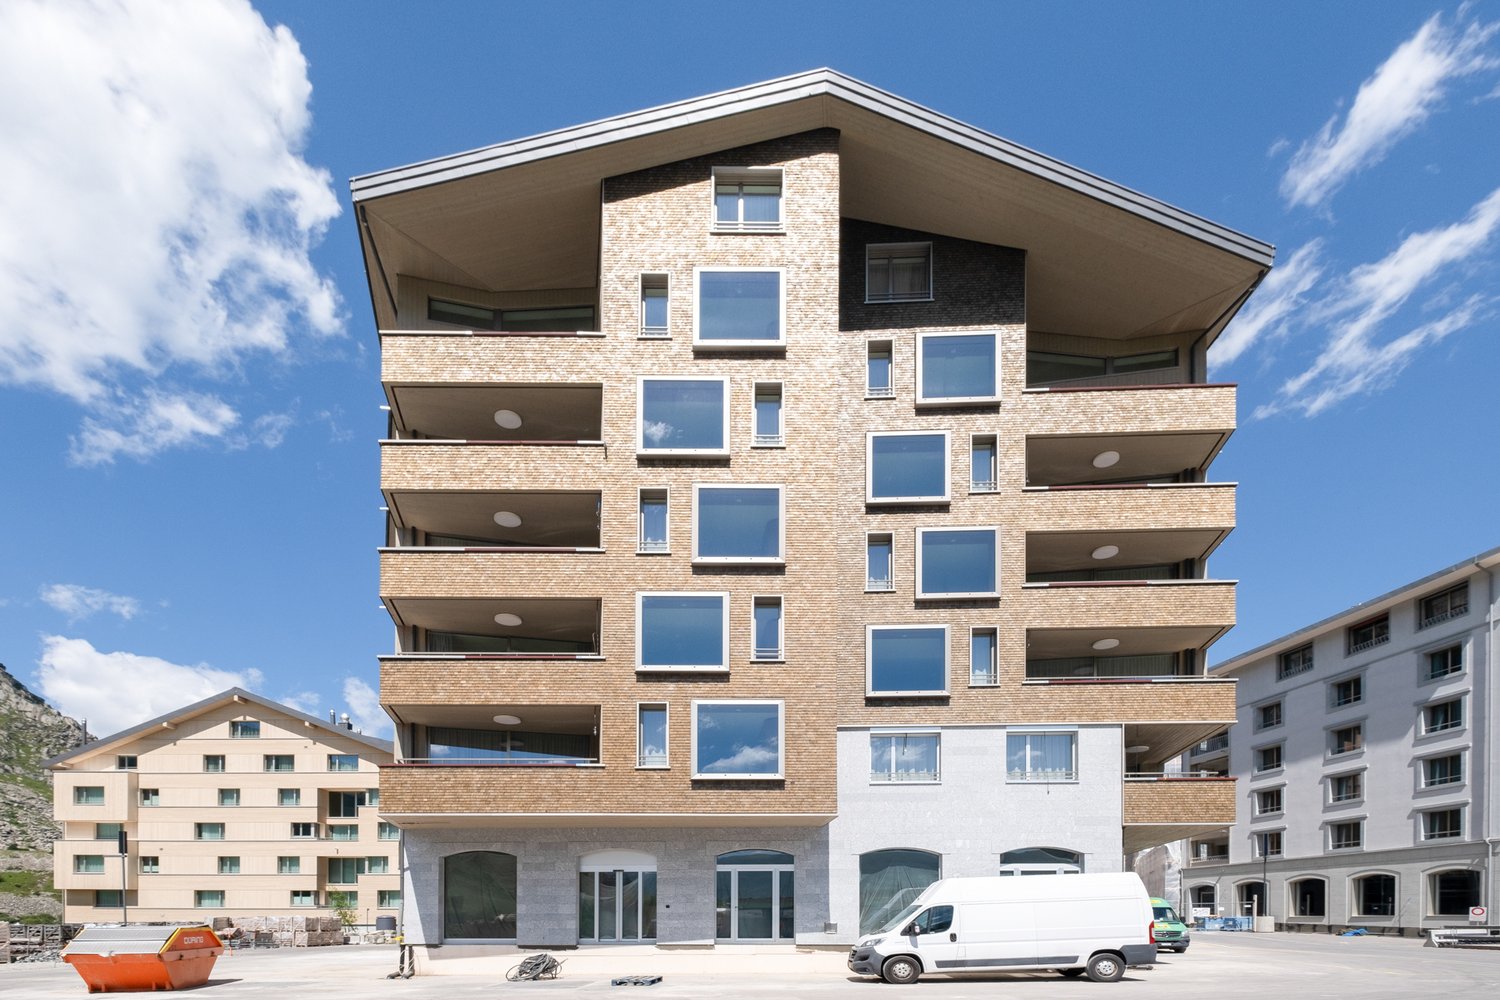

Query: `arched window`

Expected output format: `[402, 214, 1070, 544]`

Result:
[999, 847, 1082, 875]
[1428, 870, 1479, 917]
[859, 849, 941, 935]
[1236, 880, 1267, 916]
[444, 851, 517, 940]
[1289, 877, 1326, 918]
[1189, 884, 1216, 912]
[1353, 873, 1395, 917]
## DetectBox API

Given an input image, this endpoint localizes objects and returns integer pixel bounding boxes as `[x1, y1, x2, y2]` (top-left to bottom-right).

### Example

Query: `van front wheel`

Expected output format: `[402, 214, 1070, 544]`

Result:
[1086, 953, 1124, 983]
[882, 955, 922, 984]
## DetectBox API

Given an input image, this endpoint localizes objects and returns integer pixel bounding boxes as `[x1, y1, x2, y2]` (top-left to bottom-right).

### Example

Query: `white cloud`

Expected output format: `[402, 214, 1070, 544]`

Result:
[703, 743, 779, 773]
[0, 0, 341, 461]
[341, 676, 392, 738]
[39, 584, 143, 622]
[1280, 11, 1499, 209]
[278, 690, 323, 716]
[1212, 241, 1326, 366]
[36, 635, 263, 735]
[642, 420, 673, 445]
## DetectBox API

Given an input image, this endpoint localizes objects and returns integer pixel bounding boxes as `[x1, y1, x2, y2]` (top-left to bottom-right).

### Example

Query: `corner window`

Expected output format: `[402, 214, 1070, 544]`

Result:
[866, 532, 894, 592]
[691, 700, 783, 779]
[637, 704, 668, 769]
[752, 596, 784, 661]
[867, 625, 948, 696]
[752, 382, 784, 447]
[1330, 675, 1364, 708]
[195, 890, 225, 908]
[1330, 771, 1363, 803]
[195, 823, 225, 841]
[230, 720, 260, 738]
[1254, 744, 1283, 773]
[1417, 582, 1468, 628]
[637, 592, 729, 672]
[328, 754, 359, 772]
[915, 526, 999, 599]
[637, 488, 669, 554]
[693, 268, 784, 347]
[866, 242, 932, 303]
[1422, 753, 1463, 788]
[1006, 730, 1077, 782]
[263, 755, 294, 772]
[74, 786, 105, 806]
[712, 167, 782, 231]
[1277, 644, 1313, 679]
[1330, 821, 1363, 851]
[1426, 645, 1463, 680]
[640, 273, 669, 337]
[1346, 614, 1389, 654]
[637, 376, 728, 455]
[970, 628, 998, 686]
[870, 731, 940, 783]
[866, 341, 894, 398]
[1422, 697, 1463, 734]
[916, 331, 999, 406]
[1329, 723, 1363, 756]
[970, 435, 997, 493]
[867, 431, 949, 504]
[328, 791, 368, 817]
[1256, 701, 1283, 730]
[217, 788, 240, 807]
[692, 484, 784, 563]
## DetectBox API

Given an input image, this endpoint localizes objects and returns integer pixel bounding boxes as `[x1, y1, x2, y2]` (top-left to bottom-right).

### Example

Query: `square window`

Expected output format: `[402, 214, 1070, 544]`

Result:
[74, 786, 104, 806]
[637, 376, 728, 455]
[866, 341, 894, 398]
[95, 822, 123, 840]
[195, 890, 225, 908]
[866, 532, 894, 592]
[1257, 831, 1283, 858]
[637, 487, 669, 554]
[693, 268, 784, 347]
[328, 754, 359, 772]
[291, 890, 316, 907]
[637, 592, 729, 672]
[1418, 583, 1468, 629]
[278, 856, 300, 874]
[1426, 644, 1463, 679]
[640, 273, 669, 337]
[379, 889, 402, 908]
[203, 754, 225, 773]
[1255, 788, 1283, 816]
[378, 822, 399, 841]
[1006, 730, 1077, 781]
[1346, 614, 1389, 654]
[870, 731, 941, 782]
[867, 625, 948, 696]
[1277, 644, 1313, 679]
[278, 788, 300, 807]
[692, 484, 784, 563]
[915, 526, 999, 599]
[752, 382, 784, 447]
[75, 854, 105, 874]
[140, 788, 160, 807]
[866, 242, 932, 302]
[218, 856, 240, 874]
[140, 856, 160, 874]
[1330, 675, 1363, 708]
[970, 435, 997, 492]
[752, 596, 783, 661]
[1257, 701, 1283, 730]
[970, 628, 998, 686]
[1330, 772, 1363, 803]
[1330, 821, 1363, 850]
[263, 755, 294, 773]
[229, 720, 260, 738]
[867, 431, 950, 504]
[1423, 808, 1463, 840]
[1422, 753, 1463, 788]
[195, 823, 225, 841]
[217, 788, 240, 807]
[691, 700, 783, 778]
[1254, 744, 1283, 773]
[291, 822, 317, 839]
[637, 703, 668, 768]
[916, 332, 999, 406]
[1423, 698, 1463, 734]
[116, 755, 137, 770]
[711, 167, 782, 231]
[1329, 724, 1363, 756]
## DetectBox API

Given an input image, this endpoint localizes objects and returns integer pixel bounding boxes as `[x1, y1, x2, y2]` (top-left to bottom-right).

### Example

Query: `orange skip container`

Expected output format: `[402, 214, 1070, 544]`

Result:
[62, 925, 226, 993]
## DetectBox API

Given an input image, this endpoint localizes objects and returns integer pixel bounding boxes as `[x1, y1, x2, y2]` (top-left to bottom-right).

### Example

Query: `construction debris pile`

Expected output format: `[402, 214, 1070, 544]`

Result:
[211, 916, 347, 948]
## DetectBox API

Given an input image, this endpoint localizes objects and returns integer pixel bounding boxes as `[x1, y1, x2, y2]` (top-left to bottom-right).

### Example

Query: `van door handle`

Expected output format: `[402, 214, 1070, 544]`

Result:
[948, 933, 957, 942]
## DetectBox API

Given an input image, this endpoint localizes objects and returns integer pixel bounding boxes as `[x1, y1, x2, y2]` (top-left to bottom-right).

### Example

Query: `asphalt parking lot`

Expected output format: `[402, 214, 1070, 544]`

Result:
[3, 933, 1498, 999]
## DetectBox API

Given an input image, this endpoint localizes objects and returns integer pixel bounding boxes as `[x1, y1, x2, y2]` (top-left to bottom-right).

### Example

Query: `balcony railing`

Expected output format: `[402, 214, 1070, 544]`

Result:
[1419, 603, 1468, 629]
[752, 646, 784, 661]
[637, 539, 669, 554]
[394, 756, 600, 767]
[970, 480, 998, 493]
[866, 576, 894, 592]
[1192, 734, 1230, 756]
[752, 433, 785, 448]
[866, 385, 895, 399]
[1347, 634, 1389, 655]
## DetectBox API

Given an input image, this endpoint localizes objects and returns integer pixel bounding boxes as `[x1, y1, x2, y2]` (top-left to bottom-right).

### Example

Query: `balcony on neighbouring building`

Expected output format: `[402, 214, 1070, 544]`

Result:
[382, 597, 601, 658]
[1121, 773, 1235, 854]
[384, 490, 602, 551]
[1188, 835, 1231, 866]
[393, 704, 602, 767]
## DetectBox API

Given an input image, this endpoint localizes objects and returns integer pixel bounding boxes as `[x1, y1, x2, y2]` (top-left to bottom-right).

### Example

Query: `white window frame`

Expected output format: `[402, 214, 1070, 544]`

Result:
[1423, 643, 1464, 681]
[692, 266, 786, 349]
[636, 375, 730, 456]
[636, 702, 669, 770]
[970, 626, 998, 686]
[1255, 700, 1283, 731]
[710, 166, 783, 232]
[690, 699, 785, 780]
[637, 487, 670, 555]
[1253, 742, 1284, 774]
[1421, 806, 1464, 841]
[866, 339, 894, 398]
[1005, 727, 1079, 783]
[1419, 750, 1464, 789]
[866, 624, 950, 698]
[869, 727, 942, 784]
[866, 532, 895, 592]
[1421, 695, 1464, 735]
[751, 381, 784, 448]
[639, 272, 669, 338]
[1328, 721, 1365, 758]
[1328, 819, 1364, 851]
[866, 430, 951, 505]
[914, 525, 1001, 600]
[1255, 830, 1285, 858]
[1328, 672, 1364, 709]
[1328, 769, 1364, 804]
[635, 591, 730, 673]
[229, 720, 260, 739]
[915, 330, 1001, 407]
[1254, 786, 1285, 817]
[970, 434, 998, 493]
[865, 242, 933, 303]
[751, 595, 784, 662]
[691, 483, 785, 565]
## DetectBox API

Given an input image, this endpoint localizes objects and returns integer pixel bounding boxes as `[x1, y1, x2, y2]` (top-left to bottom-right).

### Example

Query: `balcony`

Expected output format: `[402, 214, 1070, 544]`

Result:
[1122, 774, 1235, 853]
[386, 490, 601, 551]
[1025, 428, 1232, 488]
[386, 384, 602, 441]
[382, 597, 601, 658]
[1025, 526, 1231, 582]
[1188, 836, 1231, 866]
[1022, 579, 1235, 633]
[395, 703, 600, 766]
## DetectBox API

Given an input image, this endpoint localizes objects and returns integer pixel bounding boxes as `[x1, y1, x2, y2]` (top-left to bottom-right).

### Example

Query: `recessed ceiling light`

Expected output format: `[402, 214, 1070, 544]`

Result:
[494, 409, 523, 429]
[1091, 544, 1120, 560]
[1092, 450, 1121, 469]
[493, 511, 522, 528]
[493, 714, 521, 726]
[494, 613, 523, 627]
[1092, 638, 1121, 651]
[1126, 744, 1150, 754]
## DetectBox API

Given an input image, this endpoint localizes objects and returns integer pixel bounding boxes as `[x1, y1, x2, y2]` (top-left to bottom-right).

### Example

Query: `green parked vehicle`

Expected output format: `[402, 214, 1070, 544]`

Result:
[1150, 898, 1191, 953]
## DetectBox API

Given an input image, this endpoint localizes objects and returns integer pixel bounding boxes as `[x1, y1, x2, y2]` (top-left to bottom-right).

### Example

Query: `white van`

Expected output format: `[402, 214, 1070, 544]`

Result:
[848, 873, 1156, 984]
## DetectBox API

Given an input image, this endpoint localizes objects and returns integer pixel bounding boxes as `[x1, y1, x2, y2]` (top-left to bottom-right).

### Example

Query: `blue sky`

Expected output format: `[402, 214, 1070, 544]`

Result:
[1, 0, 1497, 735]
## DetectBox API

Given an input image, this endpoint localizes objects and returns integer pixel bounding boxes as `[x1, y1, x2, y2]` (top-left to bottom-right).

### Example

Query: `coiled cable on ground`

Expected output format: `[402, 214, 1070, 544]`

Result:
[506, 952, 564, 981]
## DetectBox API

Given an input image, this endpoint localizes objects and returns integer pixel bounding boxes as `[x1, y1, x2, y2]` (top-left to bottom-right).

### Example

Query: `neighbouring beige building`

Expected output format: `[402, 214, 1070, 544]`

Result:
[48, 688, 399, 925]
[351, 68, 1272, 959]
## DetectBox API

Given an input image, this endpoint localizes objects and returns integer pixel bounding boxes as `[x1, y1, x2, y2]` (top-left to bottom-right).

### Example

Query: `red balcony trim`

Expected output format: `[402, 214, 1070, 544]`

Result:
[1025, 382, 1237, 393]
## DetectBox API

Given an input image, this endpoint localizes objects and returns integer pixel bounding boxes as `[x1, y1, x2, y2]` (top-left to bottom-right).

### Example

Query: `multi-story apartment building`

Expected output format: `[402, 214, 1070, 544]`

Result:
[47, 689, 399, 924]
[1184, 547, 1499, 934]
[352, 69, 1271, 960]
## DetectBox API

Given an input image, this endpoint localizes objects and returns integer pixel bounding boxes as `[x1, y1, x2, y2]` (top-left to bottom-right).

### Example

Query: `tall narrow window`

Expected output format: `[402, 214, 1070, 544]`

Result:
[640, 274, 669, 337]
[752, 596, 784, 661]
[638, 488, 669, 554]
[753, 382, 784, 447]
[970, 628, 997, 686]
[867, 533, 894, 592]
[712, 167, 782, 231]
[637, 704, 668, 768]
[971, 435, 997, 493]
[866, 341, 893, 398]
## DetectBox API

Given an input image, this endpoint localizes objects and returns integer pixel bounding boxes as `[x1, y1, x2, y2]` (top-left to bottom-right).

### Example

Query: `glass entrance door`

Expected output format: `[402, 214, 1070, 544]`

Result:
[715, 850, 794, 941]
[578, 868, 657, 942]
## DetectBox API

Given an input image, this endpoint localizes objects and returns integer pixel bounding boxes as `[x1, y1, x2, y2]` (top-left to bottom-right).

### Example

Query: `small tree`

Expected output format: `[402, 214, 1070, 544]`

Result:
[326, 891, 359, 934]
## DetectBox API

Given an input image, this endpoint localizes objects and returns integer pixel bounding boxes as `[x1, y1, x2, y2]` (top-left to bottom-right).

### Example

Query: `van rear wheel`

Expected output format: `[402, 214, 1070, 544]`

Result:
[1086, 953, 1124, 983]
[882, 955, 921, 984]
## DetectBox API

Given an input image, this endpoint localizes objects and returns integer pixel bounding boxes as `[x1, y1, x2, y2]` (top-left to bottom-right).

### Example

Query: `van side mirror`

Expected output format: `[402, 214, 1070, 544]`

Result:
[903, 922, 920, 936]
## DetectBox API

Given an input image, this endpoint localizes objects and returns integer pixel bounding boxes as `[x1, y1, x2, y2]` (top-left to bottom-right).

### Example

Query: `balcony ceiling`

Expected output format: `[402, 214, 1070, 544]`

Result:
[1027, 528, 1230, 573]
[387, 384, 602, 440]
[1123, 822, 1229, 856]
[384, 490, 599, 546]
[1027, 625, 1226, 660]
[388, 703, 597, 731]
[1026, 431, 1231, 486]
[1123, 721, 1231, 769]
[382, 597, 597, 643]
[353, 70, 1271, 341]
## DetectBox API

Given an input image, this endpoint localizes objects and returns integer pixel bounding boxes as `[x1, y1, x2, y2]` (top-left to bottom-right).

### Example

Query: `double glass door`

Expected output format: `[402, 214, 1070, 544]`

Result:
[715, 850, 794, 941]
[578, 868, 657, 942]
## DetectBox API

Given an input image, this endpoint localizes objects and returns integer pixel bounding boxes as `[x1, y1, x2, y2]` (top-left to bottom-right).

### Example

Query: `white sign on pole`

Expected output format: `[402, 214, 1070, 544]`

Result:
[1469, 906, 1486, 924]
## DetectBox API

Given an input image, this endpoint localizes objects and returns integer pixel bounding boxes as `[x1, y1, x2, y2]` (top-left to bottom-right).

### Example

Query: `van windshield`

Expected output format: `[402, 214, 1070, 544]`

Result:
[1152, 905, 1180, 922]
[876, 903, 923, 935]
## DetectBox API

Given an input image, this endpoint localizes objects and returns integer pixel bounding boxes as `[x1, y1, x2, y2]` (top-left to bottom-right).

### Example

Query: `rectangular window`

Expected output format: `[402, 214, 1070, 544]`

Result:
[1330, 724, 1363, 756]
[691, 701, 783, 779]
[692, 484, 784, 563]
[366, 788, 379, 807]
[290, 890, 316, 907]
[290, 822, 317, 839]
[712, 167, 782, 231]
[1330, 675, 1364, 708]
[278, 856, 300, 874]
[1255, 744, 1283, 773]
[1418, 583, 1468, 628]
[218, 857, 240, 875]
[73, 786, 104, 806]
[95, 890, 122, 908]
[328, 791, 368, 817]
[195, 823, 225, 841]
[637, 376, 728, 455]
[1278, 644, 1313, 679]
[1025, 349, 1178, 386]
[637, 592, 729, 672]
[278, 788, 300, 807]
[1006, 730, 1077, 782]
[217, 788, 240, 807]
[329, 858, 365, 883]
[203, 754, 225, 773]
[116, 755, 137, 770]
[752, 382, 784, 447]
[866, 242, 932, 302]
[428, 299, 597, 332]
[1257, 831, 1283, 858]
[1347, 614, 1389, 654]
[74, 855, 105, 874]
[1423, 753, 1463, 788]
[366, 856, 391, 875]
[867, 431, 949, 504]
[1330, 821, 1363, 850]
[1257, 701, 1283, 730]
[195, 890, 225, 908]
[970, 435, 997, 492]
[378, 822, 400, 841]
[637, 487, 669, 554]
[1255, 788, 1283, 816]
[693, 268, 784, 347]
[866, 532, 894, 592]
[327, 754, 359, 772]
[95, 823, 123, 840]
[867, 625, 948, 696]
[263, 755, 294, 772]
[970, 628, 998, 686]
[140, 788, 160, 807]
[1427, 644, 1463, 679]
[915, 526, 999, 599]
[866, 341, 894, 397]
[140, 856, 159, 874]
[870, 731, 941, 783]
[1331, 772, 1363, 803]
[328, 824, 359, 841]
[917, 331, 999, 406]
[640, 273, 669, 337]
[230, 720, 261, 738]
[379, 890, 402, 908]
[1423, 698, 1463, 734]
[752, 596, 784, 661]
[1423, 808, 1462, 840]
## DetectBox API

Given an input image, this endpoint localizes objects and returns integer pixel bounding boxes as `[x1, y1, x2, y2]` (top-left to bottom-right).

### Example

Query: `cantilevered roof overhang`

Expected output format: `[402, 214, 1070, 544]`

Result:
[352, 69, 1274, 341]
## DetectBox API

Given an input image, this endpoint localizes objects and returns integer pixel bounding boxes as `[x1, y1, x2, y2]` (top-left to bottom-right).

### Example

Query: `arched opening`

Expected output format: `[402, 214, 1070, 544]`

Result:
[1428, 869, 1481, 917]
[1352, 873, 1396, 917]
[1236, 879, 1267, 917]
[1289, 877, 1326, 918]
[859, 849, 941, 935]
[999, 847, 1083, 875]
[578, 850, 657, 943]
[1189, 884, 1216, 914]
[716, 850, 793, 941]
[443, 851, 517, 940]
